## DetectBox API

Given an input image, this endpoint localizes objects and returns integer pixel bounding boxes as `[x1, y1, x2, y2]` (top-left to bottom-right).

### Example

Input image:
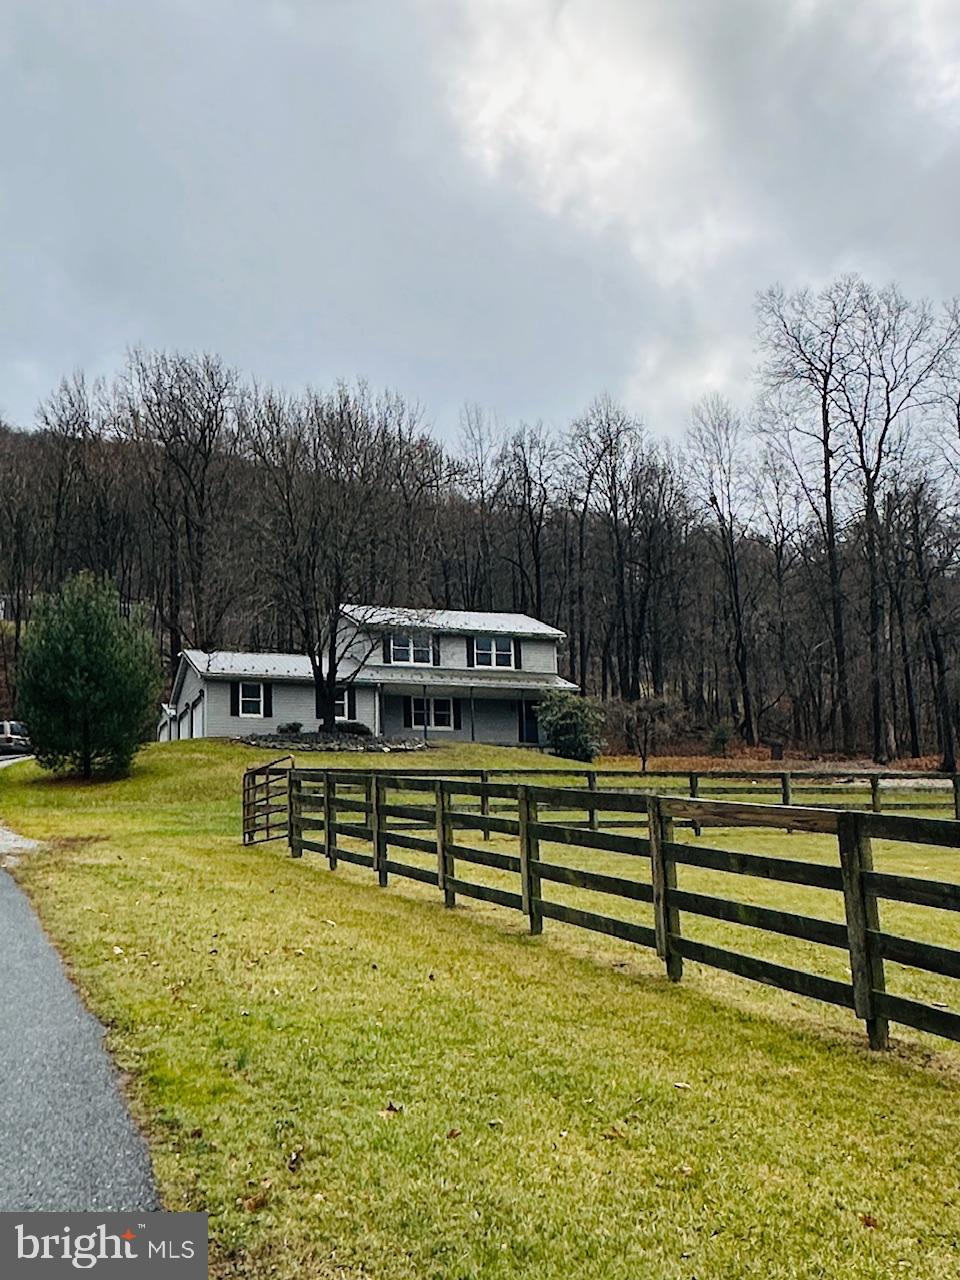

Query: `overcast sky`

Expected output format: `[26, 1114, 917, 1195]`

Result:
[2, 0, 959, 439]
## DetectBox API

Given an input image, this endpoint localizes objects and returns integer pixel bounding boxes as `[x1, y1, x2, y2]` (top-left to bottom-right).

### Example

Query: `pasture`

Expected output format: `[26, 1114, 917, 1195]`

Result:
[2, 742, 959, 1279]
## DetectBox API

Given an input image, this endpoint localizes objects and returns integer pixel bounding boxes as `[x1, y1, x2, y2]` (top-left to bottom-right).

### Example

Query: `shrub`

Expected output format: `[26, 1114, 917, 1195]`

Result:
[17, 573, 162, 779]
[605, 696, 683, 770]
[710, 719, 733, 757]
[276, 722, 303, 735]
[537, 690, 604, 762]
[330, 720, 372, 737]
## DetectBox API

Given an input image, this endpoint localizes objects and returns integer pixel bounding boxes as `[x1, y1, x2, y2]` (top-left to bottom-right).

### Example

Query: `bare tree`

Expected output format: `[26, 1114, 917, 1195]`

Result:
[690, 393, 758, 745]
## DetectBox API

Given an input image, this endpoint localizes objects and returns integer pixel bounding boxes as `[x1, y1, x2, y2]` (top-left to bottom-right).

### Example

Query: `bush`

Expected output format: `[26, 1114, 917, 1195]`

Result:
[537, 690, 604, 762]
[710, 719, 733, 757]
[17, 573, 162, 779]
[329, 720, 371, 737]
[605, 696, 683, 770]
[276, 721, 303, 735]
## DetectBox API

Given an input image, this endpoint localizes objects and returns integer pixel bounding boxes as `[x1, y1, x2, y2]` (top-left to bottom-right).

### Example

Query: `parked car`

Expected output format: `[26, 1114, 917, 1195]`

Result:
[0, 720, 30, 754]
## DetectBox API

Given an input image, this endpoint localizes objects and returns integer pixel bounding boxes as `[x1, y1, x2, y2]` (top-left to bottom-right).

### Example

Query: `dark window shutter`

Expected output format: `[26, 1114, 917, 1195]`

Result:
[432, 635, 441, 666]
[315, 682, 323, 720]
[263, 682, 273, 717]
[230, 681, 240, 716]
[466, 637, 475, 668]
[402, 696, 412, 729]
[382, 634, 392, 663]
[453, 699, 462, 731]
[513, 638, 523, 669]
[348, 687, 357, 719]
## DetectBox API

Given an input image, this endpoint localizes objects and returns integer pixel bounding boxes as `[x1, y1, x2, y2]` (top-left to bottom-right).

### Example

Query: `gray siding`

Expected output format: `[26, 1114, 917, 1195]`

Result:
[172, 665, 203, 739]
[382, 693, 531, 744]
[362, 631, 559, 676]
[203, 679, 378, 738]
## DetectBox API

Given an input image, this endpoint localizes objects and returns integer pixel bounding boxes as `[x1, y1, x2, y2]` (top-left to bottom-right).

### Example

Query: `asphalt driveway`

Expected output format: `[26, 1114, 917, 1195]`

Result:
[0, 785, 157, 1210]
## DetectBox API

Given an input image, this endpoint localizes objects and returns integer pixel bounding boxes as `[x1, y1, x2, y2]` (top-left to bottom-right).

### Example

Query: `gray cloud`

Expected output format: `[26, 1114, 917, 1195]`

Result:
[2, 0, 959, 437]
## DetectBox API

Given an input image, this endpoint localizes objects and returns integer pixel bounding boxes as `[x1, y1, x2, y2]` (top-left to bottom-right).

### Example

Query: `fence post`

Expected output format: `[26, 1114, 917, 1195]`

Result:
[324, 772, 337, 870]
[780, 771, 792, 807]
[689, 772, 701, 837]
[242, 770, 251, 845]
[870, 775, 882, 813]
[587, 771, 599, 832]
[371, 774, 387, 887]
[837, 812, 889, 1050]
[518, 785, 543, 935]
[648, 796, 682, 982]
[480, 770, 490, 841]
[288, 770, 302, 858]
[435, 780, 455, 907]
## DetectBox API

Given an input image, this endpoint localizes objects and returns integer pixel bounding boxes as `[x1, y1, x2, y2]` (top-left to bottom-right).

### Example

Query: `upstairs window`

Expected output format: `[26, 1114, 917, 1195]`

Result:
[391, 633, 433, 665]
[240, 681, 263, 716]
[475, 636, 514, 668]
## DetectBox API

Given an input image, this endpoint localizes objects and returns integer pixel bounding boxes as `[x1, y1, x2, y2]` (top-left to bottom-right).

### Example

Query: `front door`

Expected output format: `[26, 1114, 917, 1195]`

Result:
[518, 700, 539, 744]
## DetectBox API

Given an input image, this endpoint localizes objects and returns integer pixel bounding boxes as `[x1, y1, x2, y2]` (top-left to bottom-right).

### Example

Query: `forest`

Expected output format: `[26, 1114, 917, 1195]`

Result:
[2, 274, 959, 766]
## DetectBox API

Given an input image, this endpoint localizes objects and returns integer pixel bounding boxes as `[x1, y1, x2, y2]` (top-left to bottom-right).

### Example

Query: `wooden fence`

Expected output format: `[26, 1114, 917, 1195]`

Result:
[244, 760, 960, 831]
[264, 766, 960, 1050]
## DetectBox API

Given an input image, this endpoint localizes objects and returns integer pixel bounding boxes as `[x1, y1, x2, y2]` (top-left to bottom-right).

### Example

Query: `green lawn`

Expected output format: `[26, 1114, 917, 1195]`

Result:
[2, 741, 960, 1279]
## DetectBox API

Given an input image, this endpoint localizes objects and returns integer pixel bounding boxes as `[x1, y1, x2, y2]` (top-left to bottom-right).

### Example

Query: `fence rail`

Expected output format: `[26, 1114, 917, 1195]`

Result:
[278, 762, 960, 817]
[242, 762, 960, 1047]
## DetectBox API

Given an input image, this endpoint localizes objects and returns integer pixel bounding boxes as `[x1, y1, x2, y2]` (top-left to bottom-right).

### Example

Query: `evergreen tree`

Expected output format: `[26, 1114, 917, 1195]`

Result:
[17, 573, 162, 778]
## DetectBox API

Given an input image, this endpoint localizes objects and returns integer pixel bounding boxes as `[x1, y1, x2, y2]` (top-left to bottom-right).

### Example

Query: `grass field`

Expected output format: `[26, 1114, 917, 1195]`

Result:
[2, 741, 960, 1279]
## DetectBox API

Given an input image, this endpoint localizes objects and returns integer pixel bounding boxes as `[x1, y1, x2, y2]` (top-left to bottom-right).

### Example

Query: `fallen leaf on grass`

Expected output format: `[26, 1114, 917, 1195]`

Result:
[673, 1081, 692, 1091]
[860, 1214, 880, 1230]
[446, 1128, 461, 1140]
[378, 1101, 403, 1119]
[602, 1127, 626, 1141]
[287, 1146, 303, 1172]
[242, 1191, 269, 1213]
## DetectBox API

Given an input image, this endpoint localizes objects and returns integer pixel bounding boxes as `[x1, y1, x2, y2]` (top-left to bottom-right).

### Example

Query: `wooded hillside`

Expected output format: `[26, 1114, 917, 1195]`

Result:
[2, 275, 959, 765]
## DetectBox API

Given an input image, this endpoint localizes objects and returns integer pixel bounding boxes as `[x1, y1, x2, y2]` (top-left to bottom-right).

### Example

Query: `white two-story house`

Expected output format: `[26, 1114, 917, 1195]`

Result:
[158, 605, 577, 746]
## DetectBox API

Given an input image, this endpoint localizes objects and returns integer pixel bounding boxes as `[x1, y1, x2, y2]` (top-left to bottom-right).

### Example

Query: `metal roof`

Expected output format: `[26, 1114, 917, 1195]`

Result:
[341, 604, 565, 638]
[182, 649, 317, 680]
[179, 648, 576, 692]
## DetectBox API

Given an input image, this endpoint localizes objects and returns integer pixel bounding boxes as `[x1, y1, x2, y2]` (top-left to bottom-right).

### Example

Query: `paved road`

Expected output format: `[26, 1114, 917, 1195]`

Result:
[0, 776, 158, 1210]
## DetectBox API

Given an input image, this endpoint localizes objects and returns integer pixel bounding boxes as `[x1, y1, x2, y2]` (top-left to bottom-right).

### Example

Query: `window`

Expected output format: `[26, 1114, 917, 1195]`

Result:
[334, 690, 346, 720]
[239, 681, 263, 716]
[405, 696, 458, 730]
[391, 633, 433, 664]
[475, 635, 514, 668]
